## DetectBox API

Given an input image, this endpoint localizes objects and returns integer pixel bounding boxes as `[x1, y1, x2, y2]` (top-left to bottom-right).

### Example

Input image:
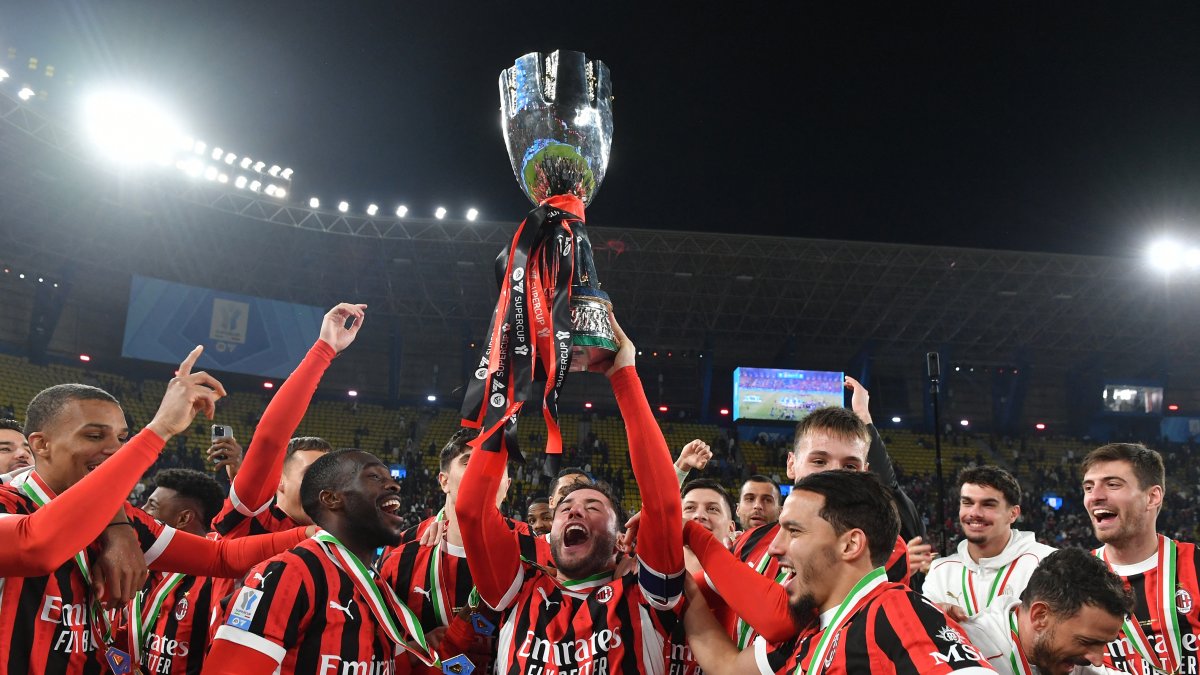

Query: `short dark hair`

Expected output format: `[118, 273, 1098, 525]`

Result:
[791, 470, 900, 568]
[558, 480, 627, 532]
[742, 474, 782, 503]
[556, 466, 591, 481]
[957, 465, 1022, 507]
[681, 478, 736, 519]
[299, 448, 362, 522]
[439, 428, 479, 473]
[794, 407, 870, 449]
[1081, 443, 1165, 492]
[25, 384, 120, 436]
[284, 437, 332, 468]
[152, 468, 225, 528]
[1020, 548, 1133, 619]
[528, 496, 550, 508]
[0, 418, 23, 434]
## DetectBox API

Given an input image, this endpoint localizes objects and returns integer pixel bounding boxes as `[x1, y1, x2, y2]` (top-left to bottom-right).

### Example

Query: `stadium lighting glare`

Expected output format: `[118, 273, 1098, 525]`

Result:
[280, 168, 293, 180]
[253, 161, 266, 173]
[719, 408, 730, 416]
[658, 405, 669, 413]
[211, 147, 223, 160]
[959, 419, 970, 426]
[0, 69, 8, 81]
[268, 165, 281, 177]
[234, 175, 248, 189]
[466, 208, 479, 221]
[82, 89, 190, 165]
[223, 152, 236, 165]
[395, 205, 408, 218]
[338, 201, 350, 213]
[79, 354, 91, 362]
[38, 277, 44, 283]
[1168, 404, 1180, 412]
[584, 402, 594, 409]
[1187, 248, 1200, 269]
[249, 180, 261, 192]
[426, 394, 437, 402]
[1035, 422, 1046, 430]
[17, 87, 34, 101]
[891, 416, 902, 423]
[193, 140, 206, 154]
[309, 197, 320, 208]
[18, 273, 25, 279]
[275, 188, 286, 199]
[1148, 239, 1184, 272]
[240, 157, 252, 169]
[263, 381, 275, 389]
[435, 207, 447, 219]
[217, 173, 229, 184]
[264, 184, 278, 196]
[203, 166, 218, 181]
[366, 203, 379, 216]
[348, 390, 358, 397]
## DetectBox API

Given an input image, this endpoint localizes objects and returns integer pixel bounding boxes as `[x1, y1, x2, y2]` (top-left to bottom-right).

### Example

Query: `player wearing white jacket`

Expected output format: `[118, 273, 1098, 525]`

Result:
[959, 548, 1131, 675]
[925, 466, 1056, 617]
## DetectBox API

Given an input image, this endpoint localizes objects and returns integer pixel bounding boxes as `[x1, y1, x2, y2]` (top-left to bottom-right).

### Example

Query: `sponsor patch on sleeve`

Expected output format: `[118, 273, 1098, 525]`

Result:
[226, 587, 265, 631]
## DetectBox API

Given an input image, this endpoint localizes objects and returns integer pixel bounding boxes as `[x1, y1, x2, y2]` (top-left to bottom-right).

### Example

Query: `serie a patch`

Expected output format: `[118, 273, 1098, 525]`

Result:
[226, 587, 264, 631]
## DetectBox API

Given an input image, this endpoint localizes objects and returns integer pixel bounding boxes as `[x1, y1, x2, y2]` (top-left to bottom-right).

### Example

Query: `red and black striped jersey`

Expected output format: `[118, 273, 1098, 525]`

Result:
[755, 582, 994, 675]
[136, 573, 216, 675]
[210, 537, 408, 675]
[0, 479, 172, 675]
[209, 500, 299, 621]
[1098, 539, 1200, 674]
[380, 527, 549, 674]
[492, 565, 683, 675]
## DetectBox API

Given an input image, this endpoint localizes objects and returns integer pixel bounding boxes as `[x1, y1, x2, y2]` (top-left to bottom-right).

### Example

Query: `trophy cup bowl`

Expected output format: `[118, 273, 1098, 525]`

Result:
[500, 50, 618, 371]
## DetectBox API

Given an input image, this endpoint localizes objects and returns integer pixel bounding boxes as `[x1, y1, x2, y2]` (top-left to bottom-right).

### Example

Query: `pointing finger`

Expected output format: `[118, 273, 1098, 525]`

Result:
[177, 345, 204, 378]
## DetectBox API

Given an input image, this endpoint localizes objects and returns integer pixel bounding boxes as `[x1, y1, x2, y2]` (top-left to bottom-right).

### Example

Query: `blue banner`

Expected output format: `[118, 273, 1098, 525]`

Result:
[122, 276, 325, 378]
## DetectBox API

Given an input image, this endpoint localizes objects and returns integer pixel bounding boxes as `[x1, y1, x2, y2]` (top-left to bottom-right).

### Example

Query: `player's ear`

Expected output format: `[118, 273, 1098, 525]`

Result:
[1028, 601, 1051, 630]
[319, 488, 343, 512]
[841, 528, 868, 562]
[27, 432, 50, 461]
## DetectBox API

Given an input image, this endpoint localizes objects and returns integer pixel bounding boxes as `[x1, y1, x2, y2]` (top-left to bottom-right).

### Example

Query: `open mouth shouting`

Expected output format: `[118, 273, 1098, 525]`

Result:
[562, 522, 591, 551]
[378, 494, 403, 524]
[1090, 508, 1118, 531]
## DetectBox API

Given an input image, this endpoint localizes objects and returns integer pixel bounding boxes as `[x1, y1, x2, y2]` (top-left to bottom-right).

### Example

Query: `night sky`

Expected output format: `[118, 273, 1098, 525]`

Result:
[6, 2, 1200, 256]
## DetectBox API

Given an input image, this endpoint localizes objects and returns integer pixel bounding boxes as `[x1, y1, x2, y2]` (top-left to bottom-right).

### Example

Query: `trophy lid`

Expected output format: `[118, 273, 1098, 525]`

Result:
[499, 50, 613, 206]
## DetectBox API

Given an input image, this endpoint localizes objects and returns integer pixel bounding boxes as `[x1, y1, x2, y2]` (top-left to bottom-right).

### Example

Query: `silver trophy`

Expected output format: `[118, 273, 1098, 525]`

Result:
[500, 50, 617, 371]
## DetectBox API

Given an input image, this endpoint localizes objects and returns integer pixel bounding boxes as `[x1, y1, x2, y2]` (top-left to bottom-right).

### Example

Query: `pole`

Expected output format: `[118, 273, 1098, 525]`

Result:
[927, 351, 945, 552]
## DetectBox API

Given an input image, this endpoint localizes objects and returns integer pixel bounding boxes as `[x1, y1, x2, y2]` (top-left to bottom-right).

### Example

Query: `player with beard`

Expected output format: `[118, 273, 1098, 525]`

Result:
[378, 428, 548, 675]
[960, 548, 1132, 675]
[0, 350, 314, 675]
[925, 466, 1056, 619]
[683, 403, 917, 649]
[1081, 443, 1200, 674]
[737, 475, 781, 531]
[204, 450, 437, 674]
[0, 418, 33, 475]
[456, 316, 686, 675]
[681, 470, 994, 674]
[133, 468, 226, 675]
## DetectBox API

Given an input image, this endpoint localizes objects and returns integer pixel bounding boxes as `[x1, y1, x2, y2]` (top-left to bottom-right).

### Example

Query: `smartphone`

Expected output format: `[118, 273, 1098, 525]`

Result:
[212, 425, 234, 442]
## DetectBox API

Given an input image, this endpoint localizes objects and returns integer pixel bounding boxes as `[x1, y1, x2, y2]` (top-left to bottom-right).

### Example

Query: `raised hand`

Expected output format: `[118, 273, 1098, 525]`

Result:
[675, 440, 713, 473]
[590, 312, 635, 378]
[208, 437, 245, 480]
[319, 303, 367, 354]
[844, 375, 873, 425]
[146, 346, 227, 441]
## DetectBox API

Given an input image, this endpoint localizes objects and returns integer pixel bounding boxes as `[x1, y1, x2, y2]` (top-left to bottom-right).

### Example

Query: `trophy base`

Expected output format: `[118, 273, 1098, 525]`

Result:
[569, 287, 618, 372]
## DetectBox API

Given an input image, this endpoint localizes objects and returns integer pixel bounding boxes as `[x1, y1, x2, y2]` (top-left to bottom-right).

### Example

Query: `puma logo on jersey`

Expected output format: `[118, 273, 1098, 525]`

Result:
[414, 586, 432, 600]
[252, 571, 273, 585]
[329, 599, 355, 621]
[537, 587, 559, 609]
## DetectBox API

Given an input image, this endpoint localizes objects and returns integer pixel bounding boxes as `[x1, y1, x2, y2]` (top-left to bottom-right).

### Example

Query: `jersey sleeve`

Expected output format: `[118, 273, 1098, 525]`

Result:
[207, 556, 311, 674]
[684, 520, 796, 642]
[0, 429, 164, 577]
[754, 635, 800, 675]
[921, 559, 960, 607]
[455, 440, 525, 611]
[611, 366, 684, 610]
[222, 339, 336, 521]
[137, 506, 308, 578]
[871, 592, 995, 674]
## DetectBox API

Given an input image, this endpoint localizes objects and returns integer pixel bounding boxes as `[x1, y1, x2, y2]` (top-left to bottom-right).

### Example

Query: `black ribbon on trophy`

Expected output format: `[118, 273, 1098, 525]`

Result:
[461, 50, 617, 469]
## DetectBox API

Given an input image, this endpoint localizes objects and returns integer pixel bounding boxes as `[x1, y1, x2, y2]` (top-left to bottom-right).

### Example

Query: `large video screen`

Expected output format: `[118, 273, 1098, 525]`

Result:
[122, 275, 326, 379]
[1101, 383, 1163, 415]
[732, 367, 844, 422]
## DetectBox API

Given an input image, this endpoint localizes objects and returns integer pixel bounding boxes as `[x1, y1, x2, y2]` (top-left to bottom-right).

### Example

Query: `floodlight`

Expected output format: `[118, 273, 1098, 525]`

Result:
[183, 159, 203, 178]
[249, 180, 261, 192]
[426, 395, 437, 402]
[1187, 248, 1200, 269]
[223, 152, 236, 165]
[264, 184, 277, 196]
[217, 173, 229, 184]
[82, 89, 190, 165]
[395, 205, 408, 218]
[366, 203, 379, 216]
[0, 69, 8, 81]
[466, 208, 479, 221]
[203, 166, 218, 181]
[435, 207, 447, 219]
[253, 161, 266, 173]
[263, 382, 274, 389]
[18, 87, 34, 101]
[79, 354, 91, 362]
[338, 201, 349, 213]
[309, 197, 320, 208]
[891, 416, 901, 423]
[959, 419, 969, 426]
[193, 140, 206, 154]
[234, 175, 248, 189]
[1148, 239, 1184, 272]
[240, 157, 252, 169]
[348, 390, 358, 397]
[275, 188, 286, 199]
[719, 408, 730, 416]
[268, 165, 281, 177]
[211, 147, 223, 160]
[280, 168, 293, 180]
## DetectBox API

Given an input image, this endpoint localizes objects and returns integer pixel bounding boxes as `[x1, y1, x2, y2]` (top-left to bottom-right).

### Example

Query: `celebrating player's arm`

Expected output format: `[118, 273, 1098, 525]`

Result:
[674, 439, 712, 486]
[217, 302, 365, 524]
